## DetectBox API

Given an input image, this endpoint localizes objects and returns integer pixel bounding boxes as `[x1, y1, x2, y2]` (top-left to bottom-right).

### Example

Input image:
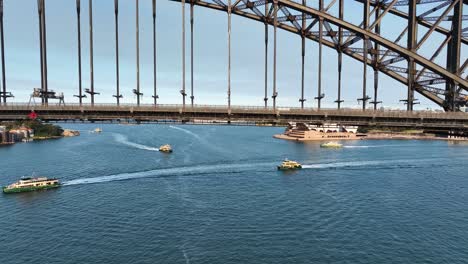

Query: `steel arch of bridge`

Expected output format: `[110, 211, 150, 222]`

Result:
[0, 0, 466, 113]
[174, 0, 467, 111]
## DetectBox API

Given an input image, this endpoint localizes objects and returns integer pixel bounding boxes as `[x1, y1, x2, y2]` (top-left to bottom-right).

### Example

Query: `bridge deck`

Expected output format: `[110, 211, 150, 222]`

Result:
[1, 104, 467, 129]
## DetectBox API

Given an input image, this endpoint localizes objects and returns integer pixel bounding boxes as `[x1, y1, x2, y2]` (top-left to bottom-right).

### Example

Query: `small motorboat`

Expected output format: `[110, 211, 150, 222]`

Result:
[320, 141, 343, 148]
[159, 144, 173, 153]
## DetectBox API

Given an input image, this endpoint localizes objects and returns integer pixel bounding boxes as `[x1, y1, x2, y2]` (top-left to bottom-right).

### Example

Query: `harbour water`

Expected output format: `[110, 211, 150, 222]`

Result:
[1, 124, 468, 263]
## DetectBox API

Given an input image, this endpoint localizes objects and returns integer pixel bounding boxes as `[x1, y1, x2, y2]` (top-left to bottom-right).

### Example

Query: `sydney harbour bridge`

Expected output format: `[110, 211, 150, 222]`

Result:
[0, 0, 467, 128]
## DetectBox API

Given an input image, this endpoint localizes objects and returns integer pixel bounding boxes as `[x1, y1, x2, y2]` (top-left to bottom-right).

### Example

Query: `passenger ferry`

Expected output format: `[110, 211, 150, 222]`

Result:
[277, 159, 302, 170]
[159, 144, 173, 153]
[3, 177, 60, 194]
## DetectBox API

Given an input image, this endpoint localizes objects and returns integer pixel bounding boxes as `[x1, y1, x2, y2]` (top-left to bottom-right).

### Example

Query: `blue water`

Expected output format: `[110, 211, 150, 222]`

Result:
[1, 124, 468, 263]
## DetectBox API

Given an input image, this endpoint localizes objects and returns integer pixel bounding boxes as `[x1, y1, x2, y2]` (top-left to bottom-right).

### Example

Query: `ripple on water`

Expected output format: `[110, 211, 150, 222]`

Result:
[1, 125, 468, 264]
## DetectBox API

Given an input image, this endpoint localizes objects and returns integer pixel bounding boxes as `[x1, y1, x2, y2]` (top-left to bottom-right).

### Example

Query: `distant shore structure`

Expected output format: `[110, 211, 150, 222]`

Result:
[274, 123, 363, 141]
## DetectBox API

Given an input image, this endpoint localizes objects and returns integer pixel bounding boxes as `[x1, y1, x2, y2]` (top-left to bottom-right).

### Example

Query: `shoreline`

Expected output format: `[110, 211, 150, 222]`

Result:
[274, 133, 468, 142]
[33, 136, 64, 140]
[273, 134, 364, 141]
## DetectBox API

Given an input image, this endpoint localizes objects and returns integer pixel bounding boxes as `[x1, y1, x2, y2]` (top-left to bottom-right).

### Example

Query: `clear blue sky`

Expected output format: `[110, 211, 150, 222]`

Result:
[1, 0, 461, 109]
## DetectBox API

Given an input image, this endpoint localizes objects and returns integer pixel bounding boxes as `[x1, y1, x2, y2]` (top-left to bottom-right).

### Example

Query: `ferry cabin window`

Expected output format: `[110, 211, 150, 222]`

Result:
[47, 183, 51, 185]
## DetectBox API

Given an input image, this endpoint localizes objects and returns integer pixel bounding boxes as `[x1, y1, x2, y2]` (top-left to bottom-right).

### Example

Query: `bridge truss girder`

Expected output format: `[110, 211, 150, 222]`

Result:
[177, 0, 467, 111]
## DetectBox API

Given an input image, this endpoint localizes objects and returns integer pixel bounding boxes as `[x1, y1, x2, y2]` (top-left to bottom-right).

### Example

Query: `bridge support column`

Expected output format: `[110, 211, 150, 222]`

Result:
[152, 0, 158, 106]
[42, 0, 48, 106]
[445, 0, 463, 111]
[371, 70, 380, 110]
[358, 0, 370, 111]
[135, 0, 141, 106]
[0, 0, 7, 105]
[227, 0, 231, 112]
[181, 0, 187, 110]
[299, 0, 306, 109]
[263, 1, 268, 108]
[336, 52, 343, 109]
[74, 0, 85, 106]
[371, 5, 381, 110]
[113, 0, 122, 106]
[407, 0, 417, 112]
[37, 0, 48, 105]
[272, 0, 278, 110]
[38, 0, 44, 105]
[190, 1, 194, 107]
[315, 0, 324, 109]
[335, 0, 344, 110]
[88, 0, 95, 106]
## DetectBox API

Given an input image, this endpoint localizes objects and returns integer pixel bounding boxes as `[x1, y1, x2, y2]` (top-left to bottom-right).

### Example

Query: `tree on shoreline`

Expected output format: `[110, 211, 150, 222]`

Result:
[1, 120, 63, 138]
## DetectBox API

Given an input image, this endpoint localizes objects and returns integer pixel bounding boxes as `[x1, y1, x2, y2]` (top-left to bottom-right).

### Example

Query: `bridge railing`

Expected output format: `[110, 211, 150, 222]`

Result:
[0, 103, 467, 119]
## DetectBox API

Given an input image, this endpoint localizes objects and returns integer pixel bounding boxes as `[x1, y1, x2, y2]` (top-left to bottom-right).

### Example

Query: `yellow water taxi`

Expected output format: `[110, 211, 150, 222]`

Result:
[277, 159, 302, 170]
[159, 144, 173, 153]
[320, 141, 343, 148]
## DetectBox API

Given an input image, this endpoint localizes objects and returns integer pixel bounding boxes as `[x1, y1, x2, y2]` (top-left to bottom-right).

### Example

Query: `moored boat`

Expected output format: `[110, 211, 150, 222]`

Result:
[3, 177, 61, 194]
[277, 159, 302, 170]
[320, 141, 343, 148]
[159, 144, 173, 153]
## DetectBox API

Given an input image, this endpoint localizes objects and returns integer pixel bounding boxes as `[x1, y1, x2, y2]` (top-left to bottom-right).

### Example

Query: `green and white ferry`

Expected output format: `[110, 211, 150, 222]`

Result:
[3, 177, 60, 194]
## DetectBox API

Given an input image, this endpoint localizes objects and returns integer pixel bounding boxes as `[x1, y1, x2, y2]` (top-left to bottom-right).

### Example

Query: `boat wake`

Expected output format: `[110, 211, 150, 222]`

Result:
[169, 125, 202, 140]
[169, 125, 227, 154]
[181, 246, 190, 264]
[62, 157, 433, 186]
[63, 162, 276, 186]
[343, 145, 406, 149]
[301, 158, 434, 169]
[112, 133, 160, 152]
[301, 160, 391, 169]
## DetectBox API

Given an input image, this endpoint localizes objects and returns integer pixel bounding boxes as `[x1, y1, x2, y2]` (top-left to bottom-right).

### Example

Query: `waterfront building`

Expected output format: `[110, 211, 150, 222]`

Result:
[0, 130, 12, 144]
[274, 123, 363, 141]
[8, 128, 34, 142]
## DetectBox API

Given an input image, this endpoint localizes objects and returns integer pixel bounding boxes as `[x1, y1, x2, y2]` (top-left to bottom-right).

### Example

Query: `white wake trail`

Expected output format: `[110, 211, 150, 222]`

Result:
[169, 125, 202, 140]
[112, 133, 160, 152]
[63, 158, 439, 186]
[343, 144, 407, 149]
[63, 162, 276, 186]
[169, 125, 227, 154]
[301, 160, 389, 169]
